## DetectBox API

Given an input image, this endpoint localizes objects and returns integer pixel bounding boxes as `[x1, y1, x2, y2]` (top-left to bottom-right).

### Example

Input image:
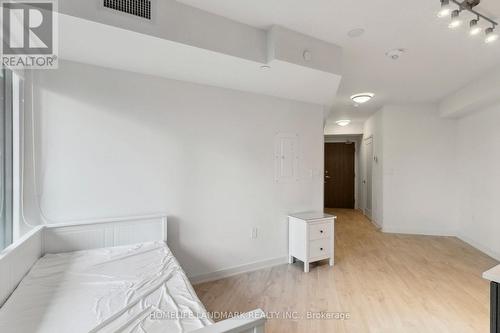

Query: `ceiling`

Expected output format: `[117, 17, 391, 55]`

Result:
[59, 15, 341, 106]
[177, 0, 500, 120]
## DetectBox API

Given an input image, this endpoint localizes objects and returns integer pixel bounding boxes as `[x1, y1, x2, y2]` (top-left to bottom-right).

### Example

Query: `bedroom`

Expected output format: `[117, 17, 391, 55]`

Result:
[1, 0, 500, 332]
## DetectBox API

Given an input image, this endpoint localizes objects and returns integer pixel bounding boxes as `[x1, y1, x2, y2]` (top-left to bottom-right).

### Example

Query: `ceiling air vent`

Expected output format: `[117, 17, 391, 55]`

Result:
[103, 0, 152, 20]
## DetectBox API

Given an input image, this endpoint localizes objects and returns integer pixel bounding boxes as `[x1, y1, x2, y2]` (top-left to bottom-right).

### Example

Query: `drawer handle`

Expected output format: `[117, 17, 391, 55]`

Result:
[320, 230, 324, 234]
[320, 247, 324, 251]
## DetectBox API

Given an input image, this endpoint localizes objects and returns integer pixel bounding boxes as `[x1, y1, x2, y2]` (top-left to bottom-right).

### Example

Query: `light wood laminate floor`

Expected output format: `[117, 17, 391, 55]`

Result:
[194, 209, 498, 333]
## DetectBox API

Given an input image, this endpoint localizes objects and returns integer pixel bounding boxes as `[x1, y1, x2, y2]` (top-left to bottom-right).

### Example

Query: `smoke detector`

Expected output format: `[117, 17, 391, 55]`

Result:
[303, 50, 312, 61]
[347, 28, 365, 38]
[385, 48, 405, 60]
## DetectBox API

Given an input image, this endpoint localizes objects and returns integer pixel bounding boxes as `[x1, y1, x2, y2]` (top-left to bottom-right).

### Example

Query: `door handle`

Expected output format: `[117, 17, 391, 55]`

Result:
[325, 175, 331, 179]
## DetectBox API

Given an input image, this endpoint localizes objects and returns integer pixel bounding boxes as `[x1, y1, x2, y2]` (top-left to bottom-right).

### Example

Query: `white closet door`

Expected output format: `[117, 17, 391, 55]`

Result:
[364, 138, 373, 219]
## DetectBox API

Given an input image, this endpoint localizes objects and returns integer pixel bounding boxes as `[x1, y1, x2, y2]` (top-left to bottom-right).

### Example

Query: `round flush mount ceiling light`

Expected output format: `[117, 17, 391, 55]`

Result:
[336, 120, 352, 127]
[260, 65, 271, 70]
[351, 92, 374, 104]
[347, 28, 365, 38]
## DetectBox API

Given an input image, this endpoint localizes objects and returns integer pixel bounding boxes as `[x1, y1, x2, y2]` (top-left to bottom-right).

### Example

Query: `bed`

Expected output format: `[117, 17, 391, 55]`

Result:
[0, 215, 265, 333]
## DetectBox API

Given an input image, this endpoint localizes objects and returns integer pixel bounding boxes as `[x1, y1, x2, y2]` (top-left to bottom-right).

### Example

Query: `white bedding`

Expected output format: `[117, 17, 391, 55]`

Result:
[0, 241, 212, 333]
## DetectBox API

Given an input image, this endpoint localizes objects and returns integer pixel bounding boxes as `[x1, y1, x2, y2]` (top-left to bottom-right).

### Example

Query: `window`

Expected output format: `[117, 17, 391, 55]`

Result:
[0, 69, 14, 250]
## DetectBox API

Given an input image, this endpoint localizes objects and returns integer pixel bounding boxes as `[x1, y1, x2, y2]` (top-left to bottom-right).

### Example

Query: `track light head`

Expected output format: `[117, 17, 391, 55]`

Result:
[449, 10, 463, 29]
[438, 0, 451, 18]
[485, 27, 499, 43]
[469, 19, 481, 35]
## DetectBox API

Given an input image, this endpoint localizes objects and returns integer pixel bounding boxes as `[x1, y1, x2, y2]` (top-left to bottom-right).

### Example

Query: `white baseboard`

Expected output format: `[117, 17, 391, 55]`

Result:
[370, 218, 381, 229]
[382, 226, 456, 237]
[457, 234, 500, 261]
[189, 256, 287, 285]
[358, 209, 380, 229]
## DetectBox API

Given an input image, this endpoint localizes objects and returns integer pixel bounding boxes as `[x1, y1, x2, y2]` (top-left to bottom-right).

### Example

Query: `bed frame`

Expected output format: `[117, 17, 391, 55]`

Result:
[0, 214, 266, 333]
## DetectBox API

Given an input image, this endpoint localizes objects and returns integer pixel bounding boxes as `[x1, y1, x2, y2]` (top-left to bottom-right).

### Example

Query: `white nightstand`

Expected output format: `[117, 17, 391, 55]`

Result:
[288, 212, 336, 273]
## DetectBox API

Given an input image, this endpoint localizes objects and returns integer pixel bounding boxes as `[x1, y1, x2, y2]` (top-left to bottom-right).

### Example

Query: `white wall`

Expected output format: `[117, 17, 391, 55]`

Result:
[24, 60, 325, 279]
[381, 105, 458, 236]
[457, 104, 500, 260]
[324, 110, 369, 135]
[358, 105, 458, 235]
[439, 65, 500, 119]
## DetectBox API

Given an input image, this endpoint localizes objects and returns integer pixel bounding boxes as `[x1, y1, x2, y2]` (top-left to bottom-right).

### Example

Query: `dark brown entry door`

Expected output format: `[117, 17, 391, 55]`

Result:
[324, 143, 355, 208]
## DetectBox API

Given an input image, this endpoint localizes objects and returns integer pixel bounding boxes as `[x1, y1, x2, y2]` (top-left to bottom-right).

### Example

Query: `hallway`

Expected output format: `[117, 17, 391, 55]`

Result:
[195, 209, 497, 332]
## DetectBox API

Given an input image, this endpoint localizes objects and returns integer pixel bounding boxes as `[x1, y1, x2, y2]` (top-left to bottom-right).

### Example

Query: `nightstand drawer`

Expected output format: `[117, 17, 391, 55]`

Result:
[309, 239, 330, 258]
[309, 223, 330, 240]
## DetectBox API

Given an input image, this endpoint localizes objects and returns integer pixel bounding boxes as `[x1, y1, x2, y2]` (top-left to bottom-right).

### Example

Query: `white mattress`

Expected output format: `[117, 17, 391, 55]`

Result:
[0, 241, 212, 333]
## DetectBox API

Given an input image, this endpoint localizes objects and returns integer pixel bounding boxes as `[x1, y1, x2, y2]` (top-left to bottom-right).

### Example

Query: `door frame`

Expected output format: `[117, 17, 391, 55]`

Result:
[362, 135, 373, 220]
[323, 135, 360, 209]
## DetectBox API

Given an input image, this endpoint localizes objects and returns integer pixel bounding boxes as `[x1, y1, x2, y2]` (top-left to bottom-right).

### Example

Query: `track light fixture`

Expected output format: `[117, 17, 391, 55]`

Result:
[437, 0, 498, 43]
